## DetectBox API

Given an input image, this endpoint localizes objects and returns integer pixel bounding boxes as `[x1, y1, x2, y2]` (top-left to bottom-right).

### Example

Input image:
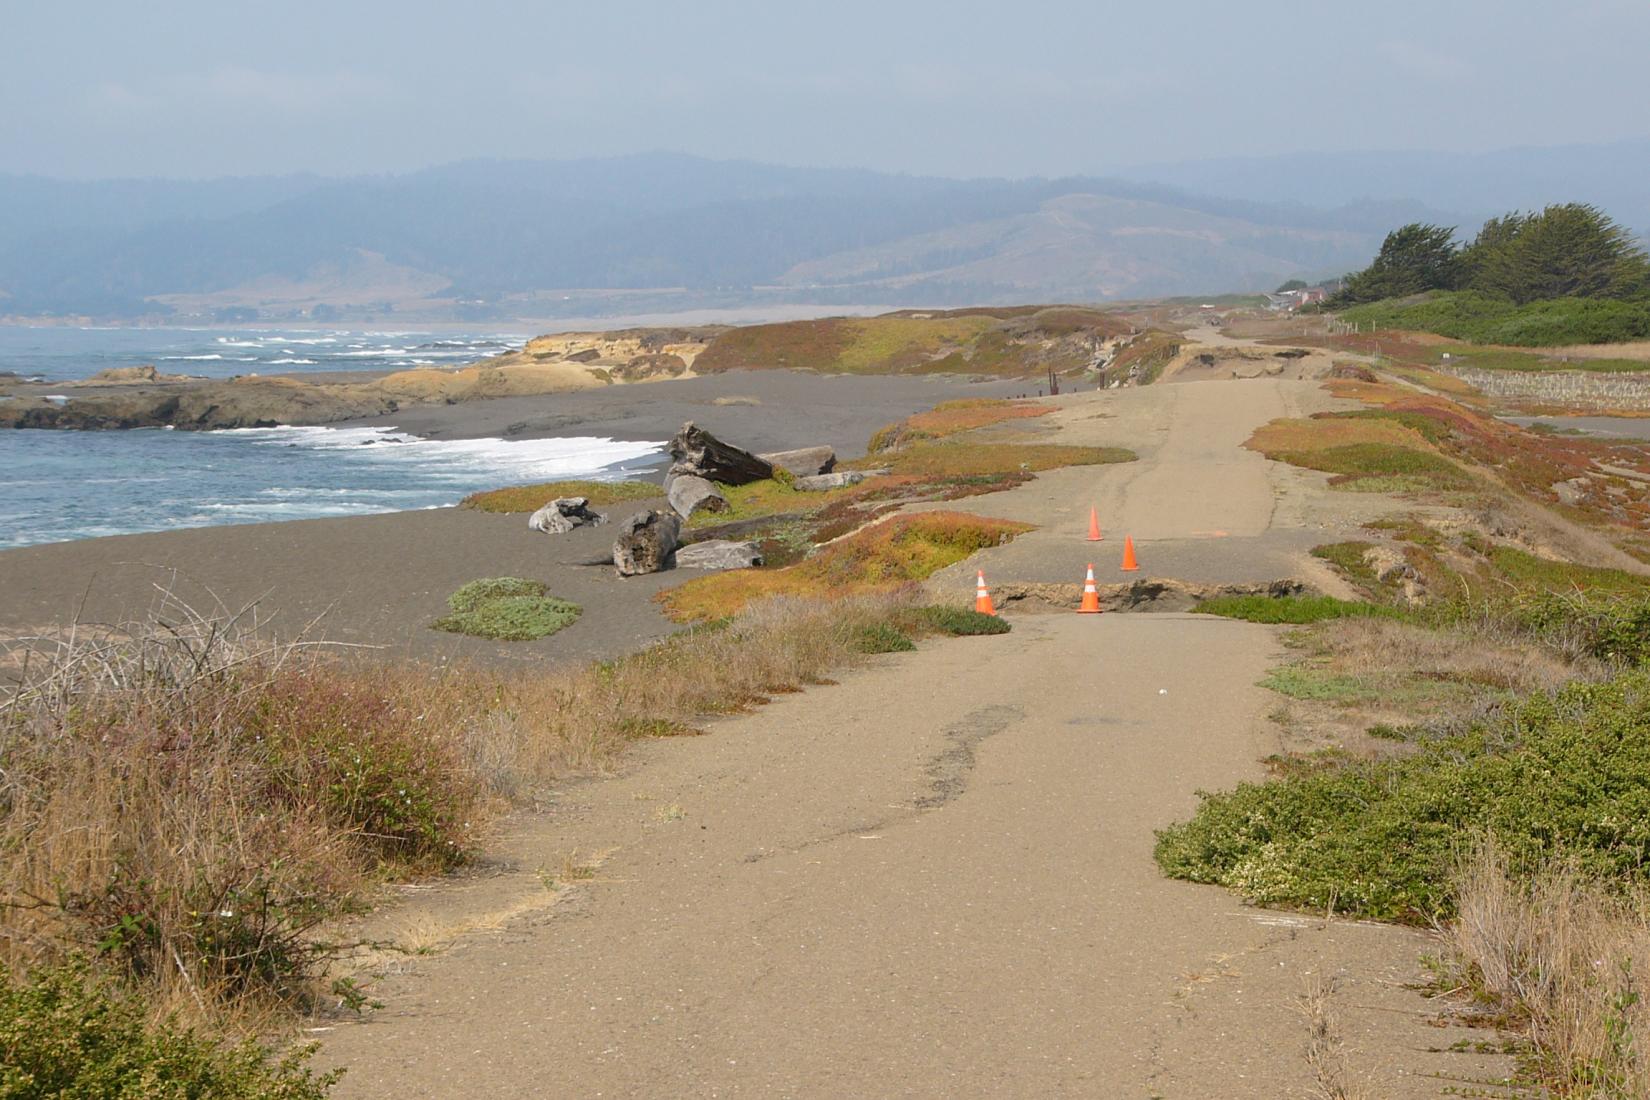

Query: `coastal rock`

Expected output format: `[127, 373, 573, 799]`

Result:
[528, 497, 608, 534]
[82, 365, 191, 384]
[613, 510, 682, 576]
[668, 422, 773, 486]
[665, 473, 728, 520]
[759, 445, 836, 477]
[674, 539, 764, 571]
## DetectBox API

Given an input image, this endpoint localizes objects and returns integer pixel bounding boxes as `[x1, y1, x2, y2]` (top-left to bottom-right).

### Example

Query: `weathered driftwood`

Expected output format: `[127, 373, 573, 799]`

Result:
[665, 473, 728, 520]
[527, 496, 608, 534]
[674, 539, 764, 571]
[759, 445, 836, 477]
[794, 470, 874, 492]
[612, 510, 682, 576]
[669, 421, 773, 485]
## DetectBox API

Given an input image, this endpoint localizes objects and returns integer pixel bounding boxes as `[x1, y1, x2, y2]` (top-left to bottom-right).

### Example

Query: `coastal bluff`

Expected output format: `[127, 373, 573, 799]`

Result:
[0, 328, 721, 431]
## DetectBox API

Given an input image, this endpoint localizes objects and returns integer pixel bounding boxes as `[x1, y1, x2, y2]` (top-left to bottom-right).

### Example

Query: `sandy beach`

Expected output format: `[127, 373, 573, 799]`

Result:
[0, 369, 1024, 664]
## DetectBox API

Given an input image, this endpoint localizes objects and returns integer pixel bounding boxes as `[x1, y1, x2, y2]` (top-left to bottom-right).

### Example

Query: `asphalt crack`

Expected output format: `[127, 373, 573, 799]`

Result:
[914, 704, 1024, 809]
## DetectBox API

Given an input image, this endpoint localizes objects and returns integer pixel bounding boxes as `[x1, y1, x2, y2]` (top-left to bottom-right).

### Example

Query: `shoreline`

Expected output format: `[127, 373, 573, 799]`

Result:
[0, 369, 1026, 664]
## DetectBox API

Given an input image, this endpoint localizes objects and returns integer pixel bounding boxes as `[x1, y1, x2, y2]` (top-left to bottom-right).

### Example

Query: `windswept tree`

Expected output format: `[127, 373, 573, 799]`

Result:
[1334, 222, 1459, 304]
[1467, 203, 1649, 304]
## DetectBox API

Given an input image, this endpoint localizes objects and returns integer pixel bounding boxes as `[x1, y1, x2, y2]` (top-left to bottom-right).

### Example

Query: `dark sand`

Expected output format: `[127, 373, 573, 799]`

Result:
[368, 368, 1029, 452]
[0, 370, 1024, 666]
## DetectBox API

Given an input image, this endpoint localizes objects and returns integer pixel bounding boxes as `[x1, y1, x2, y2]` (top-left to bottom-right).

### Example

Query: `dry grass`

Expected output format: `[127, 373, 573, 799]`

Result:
[0, 587, 936, 1033]
[1297, 974, 1366, 1100]
[1540, 340, 1650, 363]
[1265, 615, 1590, 760]
[692, 308, 1131, 378]
[1446, 841, 1650, 1097]
[1311, 616, 1580, 696]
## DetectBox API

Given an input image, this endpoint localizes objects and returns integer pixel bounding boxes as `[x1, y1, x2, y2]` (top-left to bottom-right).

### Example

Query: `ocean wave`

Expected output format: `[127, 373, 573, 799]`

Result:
[214, 424, 664, 478]
[267, 358, 318, 365]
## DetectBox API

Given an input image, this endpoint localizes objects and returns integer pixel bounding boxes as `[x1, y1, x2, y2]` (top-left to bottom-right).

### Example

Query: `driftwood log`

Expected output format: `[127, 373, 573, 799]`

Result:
[669, 422, 773, 486]
[794, 470, 877, 492]
[759, 446, 836, 478]
[527, 496, 608, 534]
[674, 539, 764, 571]
[665, 473, 728, 520]
[612, 510, 682, 576]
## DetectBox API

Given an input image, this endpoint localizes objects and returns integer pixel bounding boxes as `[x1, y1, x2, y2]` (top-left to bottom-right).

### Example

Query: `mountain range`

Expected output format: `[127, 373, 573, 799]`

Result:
[2, 142, 1644, 322]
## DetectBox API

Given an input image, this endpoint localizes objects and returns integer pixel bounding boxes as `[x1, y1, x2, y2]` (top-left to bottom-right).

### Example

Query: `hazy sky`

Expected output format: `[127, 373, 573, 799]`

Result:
[6, 0, 1648, 180]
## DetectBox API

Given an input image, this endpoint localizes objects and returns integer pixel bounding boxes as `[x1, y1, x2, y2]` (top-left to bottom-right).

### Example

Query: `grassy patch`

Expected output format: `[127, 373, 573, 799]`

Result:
[660, 511, 1032, 621]
[868, 399, 1051, 453]
[0, 961, 336, 1098]
[460, 479, 658, 514]
[850, 441, 1133, 478]
[1342, 291, 1650, 349]
[907, 605, 1012, 636]
[1194, 594, 1400, 624]
[1258, 667, 1374, 703]
[431, 578, 581, 641]
[1272, 442, 1473, 491]
[1155, 669, 1650, 922]
[1485, 545, 1650, 597]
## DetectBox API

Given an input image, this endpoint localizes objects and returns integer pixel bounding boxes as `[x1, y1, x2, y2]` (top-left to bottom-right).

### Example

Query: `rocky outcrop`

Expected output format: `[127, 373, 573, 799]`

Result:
[668, 422, 774, 486]
[0, 379, 396, 431]
[528, 497, 608, 534]
[1361, 545, 1426, 604]
[82, 365, 191, 384]
[613, 510, 682, 576]
[675, 539, 763, 571]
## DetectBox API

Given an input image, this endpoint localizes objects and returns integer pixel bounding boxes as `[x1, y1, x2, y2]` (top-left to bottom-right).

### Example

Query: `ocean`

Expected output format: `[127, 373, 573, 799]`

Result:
[0, 326, 664, 549]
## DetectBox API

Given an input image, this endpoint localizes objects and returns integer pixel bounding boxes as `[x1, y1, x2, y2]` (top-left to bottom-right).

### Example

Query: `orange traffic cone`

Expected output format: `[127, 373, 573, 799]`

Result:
[1077, 563, 1102, 614]
[974, 570, 996, 616]
[1120, 535, 1140, 572]
[1087, 506, 1104, 542]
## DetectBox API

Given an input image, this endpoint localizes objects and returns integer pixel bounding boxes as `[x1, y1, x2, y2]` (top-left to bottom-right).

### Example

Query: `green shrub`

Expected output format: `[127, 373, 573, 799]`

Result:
[1194, 594, 1400, 625]
[434, 595, 581, 641]
[855, 623, 916, 653]
[910, 605, 1012, 635]
[1155, 670, 1650, 921]
[0, 960, 337, 1098]
[445, 577, 547, 612]
[1342, 291, 1650, 348]
[1273, 443, 1472, 491]
[432, 578, 582, 641]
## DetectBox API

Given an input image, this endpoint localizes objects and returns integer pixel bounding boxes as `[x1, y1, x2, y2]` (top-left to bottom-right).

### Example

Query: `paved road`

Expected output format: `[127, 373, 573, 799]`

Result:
[926, 378, 1405, 599]
[322, 372, 1508, 1097]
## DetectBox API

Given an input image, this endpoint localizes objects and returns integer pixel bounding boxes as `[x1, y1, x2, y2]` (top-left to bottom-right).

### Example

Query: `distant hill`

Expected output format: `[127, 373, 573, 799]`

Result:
[0, 154, 1458, 321]
[1117, 139, 1650, 232]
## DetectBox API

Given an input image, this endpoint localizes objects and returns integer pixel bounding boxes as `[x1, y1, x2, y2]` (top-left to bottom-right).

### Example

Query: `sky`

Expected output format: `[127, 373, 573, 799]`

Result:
[6, 0, 1649, 180]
